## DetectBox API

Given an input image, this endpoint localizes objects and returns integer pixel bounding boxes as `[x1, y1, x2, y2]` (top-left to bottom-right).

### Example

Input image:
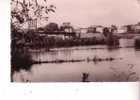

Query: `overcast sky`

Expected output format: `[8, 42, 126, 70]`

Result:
[45, 0, 140, 28]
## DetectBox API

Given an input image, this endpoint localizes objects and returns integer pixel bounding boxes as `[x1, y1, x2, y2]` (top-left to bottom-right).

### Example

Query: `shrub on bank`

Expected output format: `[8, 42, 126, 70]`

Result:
[135, 38, 140, 48]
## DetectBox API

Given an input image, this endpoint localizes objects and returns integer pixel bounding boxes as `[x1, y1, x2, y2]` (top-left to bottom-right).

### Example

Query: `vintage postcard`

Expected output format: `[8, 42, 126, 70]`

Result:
[11, 0, 140, 82]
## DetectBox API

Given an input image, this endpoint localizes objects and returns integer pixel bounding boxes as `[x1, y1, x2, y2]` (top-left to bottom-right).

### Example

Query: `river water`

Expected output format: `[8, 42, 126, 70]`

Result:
[13, 39, 140, 82]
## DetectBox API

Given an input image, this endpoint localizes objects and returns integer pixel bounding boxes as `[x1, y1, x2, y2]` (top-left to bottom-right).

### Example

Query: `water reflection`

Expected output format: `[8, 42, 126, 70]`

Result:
[13, 44, 140, 82]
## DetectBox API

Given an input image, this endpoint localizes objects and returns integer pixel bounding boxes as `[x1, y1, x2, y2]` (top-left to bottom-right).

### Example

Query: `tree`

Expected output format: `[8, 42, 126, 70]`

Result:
[45, 22, 59, 32]
[11, 0, 56, 31]
[11, 0, 56, 82]
[60, 22, 74, 32]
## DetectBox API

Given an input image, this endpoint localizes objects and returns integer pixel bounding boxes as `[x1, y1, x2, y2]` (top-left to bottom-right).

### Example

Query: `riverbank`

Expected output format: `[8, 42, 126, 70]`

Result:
[23, 37, 107, 49]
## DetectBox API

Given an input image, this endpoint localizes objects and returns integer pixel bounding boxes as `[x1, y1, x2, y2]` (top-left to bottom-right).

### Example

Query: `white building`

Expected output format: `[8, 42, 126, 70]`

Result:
[77, 27, 105, 40]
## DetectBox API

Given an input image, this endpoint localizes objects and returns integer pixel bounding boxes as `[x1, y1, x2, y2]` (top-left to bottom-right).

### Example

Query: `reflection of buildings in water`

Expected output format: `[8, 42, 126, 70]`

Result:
[134, 49, 140, 59]
[13, 46, 140, 82]
[48, 51, 59, 61]
[58, 49, 73, 60]
[119, 39, 135, 48]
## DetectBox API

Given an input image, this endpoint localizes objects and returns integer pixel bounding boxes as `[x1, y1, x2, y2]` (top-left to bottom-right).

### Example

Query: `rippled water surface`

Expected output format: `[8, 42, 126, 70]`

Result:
[13, 40, 140, 82]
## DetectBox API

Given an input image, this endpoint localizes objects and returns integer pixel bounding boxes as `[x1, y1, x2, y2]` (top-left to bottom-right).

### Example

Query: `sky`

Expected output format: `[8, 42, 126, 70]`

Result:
[46, 0, 140, 28]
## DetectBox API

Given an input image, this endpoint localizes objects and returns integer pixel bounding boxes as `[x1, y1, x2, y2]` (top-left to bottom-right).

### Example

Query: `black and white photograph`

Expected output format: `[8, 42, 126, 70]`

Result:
[11, 0, 140, 82]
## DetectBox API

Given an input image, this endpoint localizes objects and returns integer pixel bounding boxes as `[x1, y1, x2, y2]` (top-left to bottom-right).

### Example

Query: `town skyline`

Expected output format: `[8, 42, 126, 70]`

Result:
[47, 0, 140, 28]
[17, 0, 140, 29]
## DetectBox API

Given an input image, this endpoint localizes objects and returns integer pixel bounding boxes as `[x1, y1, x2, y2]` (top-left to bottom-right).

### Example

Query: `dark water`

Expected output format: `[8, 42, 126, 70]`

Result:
[13, 40, 140, 82]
